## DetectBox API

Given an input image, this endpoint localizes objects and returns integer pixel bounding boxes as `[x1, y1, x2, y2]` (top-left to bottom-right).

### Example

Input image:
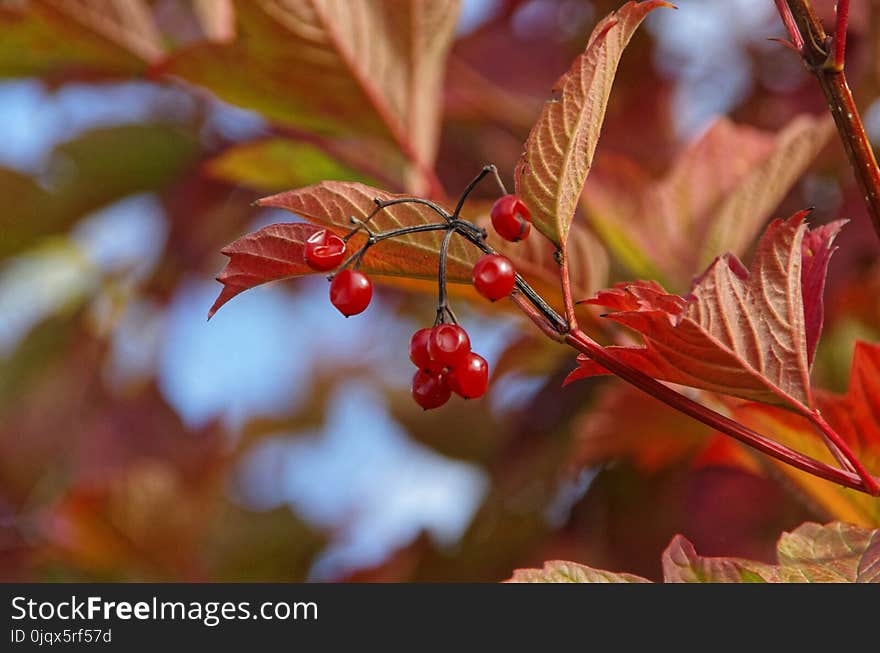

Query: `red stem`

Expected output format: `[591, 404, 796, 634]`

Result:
[834, 0, 850, 70]
[808, 409, 880, 494]
[564, 328, 880, 495]
[775, 0, 805, 51]
[559, 249, 578, 330]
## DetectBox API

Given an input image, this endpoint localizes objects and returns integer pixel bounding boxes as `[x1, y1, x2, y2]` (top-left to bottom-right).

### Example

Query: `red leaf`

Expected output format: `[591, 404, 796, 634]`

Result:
[800, 220, 846, 365]
[566, 213, 844, 410]
[817, 342, 880, 458]
[734, 342, 880, 525]
[210, 181, 484, 318]
[208, 222, 325, 319]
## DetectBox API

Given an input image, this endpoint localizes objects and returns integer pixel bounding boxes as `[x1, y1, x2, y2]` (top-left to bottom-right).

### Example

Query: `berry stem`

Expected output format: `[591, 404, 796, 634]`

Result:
[435, 227, 457, 325]
[452, 164, 509, 219]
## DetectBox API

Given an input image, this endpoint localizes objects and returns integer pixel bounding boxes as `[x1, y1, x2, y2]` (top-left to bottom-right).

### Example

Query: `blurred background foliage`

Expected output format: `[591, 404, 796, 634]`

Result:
[1, 0, 879, 582]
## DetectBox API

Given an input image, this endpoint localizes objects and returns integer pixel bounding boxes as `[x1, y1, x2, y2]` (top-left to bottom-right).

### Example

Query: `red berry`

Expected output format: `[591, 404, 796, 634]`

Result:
[473, 254, 516, 301]
[329, 269, 372, 316]
[411, 369, 451, 410]
[304, 229, 346, 271]
[427, 324, 471, 368]
[448, 352, 489, 399]
[409, 328, 434, 369]
[490, 195, 531, 242]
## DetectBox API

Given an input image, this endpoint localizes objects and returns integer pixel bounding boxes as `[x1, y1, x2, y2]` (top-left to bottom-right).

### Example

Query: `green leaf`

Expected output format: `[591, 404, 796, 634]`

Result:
[514, 1, 672, 247]
[507, 560, 652, 583]
[1, 124, 199, 260]
[0, 0, 160, 79]
[204, 138, 370, 192]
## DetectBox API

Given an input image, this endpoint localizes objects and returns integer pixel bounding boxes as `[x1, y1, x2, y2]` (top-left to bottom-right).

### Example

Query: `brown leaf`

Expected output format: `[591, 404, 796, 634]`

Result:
[514, 1, 672, 247]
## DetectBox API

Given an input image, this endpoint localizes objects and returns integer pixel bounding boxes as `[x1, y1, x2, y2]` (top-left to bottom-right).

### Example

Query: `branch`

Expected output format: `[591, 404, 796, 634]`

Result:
[778, 0, 880, 241]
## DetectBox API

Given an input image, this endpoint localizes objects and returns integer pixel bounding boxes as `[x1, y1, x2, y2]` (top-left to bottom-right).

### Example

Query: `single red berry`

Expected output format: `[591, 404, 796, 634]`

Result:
[304, 229, 346, 271]
[447, 352, 489, 399]
[472, 254, 516, 301]
[329, 269, 372, 316]
[427, 324, 471, 368]
[490, 194, 531, 242]
[409, 328, 434, 369]
[411, 369, 451, 410]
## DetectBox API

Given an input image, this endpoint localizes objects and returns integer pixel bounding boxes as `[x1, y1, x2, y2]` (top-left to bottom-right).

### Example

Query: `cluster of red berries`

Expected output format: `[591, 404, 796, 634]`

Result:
[409, 324, 489, 410]
[301, 191, 533, 410]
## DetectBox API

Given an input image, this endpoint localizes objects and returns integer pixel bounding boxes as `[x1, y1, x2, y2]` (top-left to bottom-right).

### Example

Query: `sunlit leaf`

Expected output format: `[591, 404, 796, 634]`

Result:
[514, 1, 672, 247]
[204, 138, 369, 193]
[582, 115, 834, 289]
[567, 214, 841, 411]
[507, 560, 652, 583]
[663, 521, 880, 583]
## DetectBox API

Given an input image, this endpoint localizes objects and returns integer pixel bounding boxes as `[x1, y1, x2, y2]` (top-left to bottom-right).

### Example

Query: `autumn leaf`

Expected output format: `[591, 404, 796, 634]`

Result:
[0, 0, 162, 80]
[507, 560, 651, 583]
[509, 522, 880, 583]
[514, 1, 672, 247]
[204, 138, 369, 193]
[157, 0, 459, 190]
[566, 213, 843, 411]
[209, 181, 482, 317]
[256, 181, 477, 277]
[734, 342, 880, 527]
[582, 115, 834, 289]
[664, 522, 880, 583]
